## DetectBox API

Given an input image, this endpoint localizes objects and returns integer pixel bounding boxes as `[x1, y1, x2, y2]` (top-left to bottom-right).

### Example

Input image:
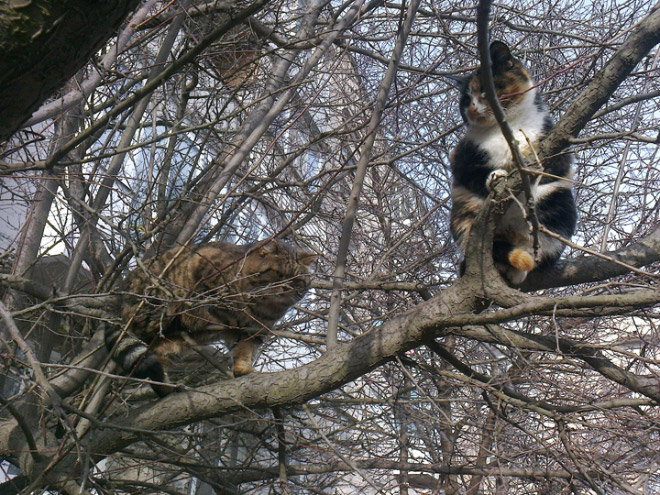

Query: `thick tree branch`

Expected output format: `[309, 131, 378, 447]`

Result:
[1, 280, 650, 474]
[190, 459, 598, 486]
[539, 3, 660, 158]
[523, 226, 660, 291]
[2, 240, 658, 483]
[0, 273, 116, 318]
[455, 323, 660, 402]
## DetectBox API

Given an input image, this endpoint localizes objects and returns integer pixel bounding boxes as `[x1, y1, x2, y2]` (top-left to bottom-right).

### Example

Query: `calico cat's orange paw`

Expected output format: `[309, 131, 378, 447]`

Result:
[508, 249, 534, 272]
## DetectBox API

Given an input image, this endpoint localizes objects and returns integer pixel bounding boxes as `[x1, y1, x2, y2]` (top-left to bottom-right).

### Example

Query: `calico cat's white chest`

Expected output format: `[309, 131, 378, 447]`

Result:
[467, 102, 546, 171]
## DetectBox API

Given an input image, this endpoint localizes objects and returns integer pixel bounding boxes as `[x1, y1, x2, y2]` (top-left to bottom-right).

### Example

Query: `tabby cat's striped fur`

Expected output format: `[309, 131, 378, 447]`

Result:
[106, 240, 316, 396]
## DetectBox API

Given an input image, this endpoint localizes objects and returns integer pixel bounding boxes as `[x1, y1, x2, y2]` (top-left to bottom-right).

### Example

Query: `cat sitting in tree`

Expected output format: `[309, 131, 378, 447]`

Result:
[449, 40, 577, 284]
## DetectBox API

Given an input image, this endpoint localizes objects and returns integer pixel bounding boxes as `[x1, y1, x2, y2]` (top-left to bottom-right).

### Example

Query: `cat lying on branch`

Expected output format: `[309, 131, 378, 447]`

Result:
[106, 240, 316, 396]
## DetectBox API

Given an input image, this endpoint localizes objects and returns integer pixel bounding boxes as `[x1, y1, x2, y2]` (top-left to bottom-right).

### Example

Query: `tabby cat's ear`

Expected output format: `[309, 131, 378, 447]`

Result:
[489, 41, 514, 69]
[258, 242, 278, 256]
[298, 251, 318, 265]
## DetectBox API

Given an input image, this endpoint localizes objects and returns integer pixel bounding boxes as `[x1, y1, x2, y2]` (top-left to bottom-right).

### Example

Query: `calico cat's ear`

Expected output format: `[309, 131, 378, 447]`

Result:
[443, 74, 469, 89]
[489, 41, 514, 69]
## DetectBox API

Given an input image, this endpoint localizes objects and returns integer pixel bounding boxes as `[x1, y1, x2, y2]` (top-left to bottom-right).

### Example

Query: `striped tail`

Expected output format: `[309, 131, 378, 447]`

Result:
[104, 324, 170, 396]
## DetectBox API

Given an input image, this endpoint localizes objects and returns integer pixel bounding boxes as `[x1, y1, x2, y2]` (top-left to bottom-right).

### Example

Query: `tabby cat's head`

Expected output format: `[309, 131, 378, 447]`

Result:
[459, 41, 535, 128]
[242, 240, 317, 321]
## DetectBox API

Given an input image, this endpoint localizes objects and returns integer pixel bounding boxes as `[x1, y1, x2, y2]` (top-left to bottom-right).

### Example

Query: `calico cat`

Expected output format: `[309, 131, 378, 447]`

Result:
[106, 240, 317, 396]
[449, 41, 577, 284]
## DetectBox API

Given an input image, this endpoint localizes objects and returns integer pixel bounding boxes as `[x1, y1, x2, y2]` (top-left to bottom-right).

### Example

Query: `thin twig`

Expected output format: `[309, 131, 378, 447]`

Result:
[0, 301, 62, 407]
[303, 405, 387, 495]
[326, 0, 422, 348]
[272, 406, 289, 495]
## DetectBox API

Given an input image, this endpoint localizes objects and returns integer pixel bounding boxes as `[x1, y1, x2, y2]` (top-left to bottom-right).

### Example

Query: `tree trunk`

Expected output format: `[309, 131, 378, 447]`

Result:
[0, 0, 140, 141]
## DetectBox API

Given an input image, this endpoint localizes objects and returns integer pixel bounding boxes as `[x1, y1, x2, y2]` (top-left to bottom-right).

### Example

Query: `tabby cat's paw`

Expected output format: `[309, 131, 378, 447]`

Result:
[233, 361, 255, 376]
[486, 169, 509, 191]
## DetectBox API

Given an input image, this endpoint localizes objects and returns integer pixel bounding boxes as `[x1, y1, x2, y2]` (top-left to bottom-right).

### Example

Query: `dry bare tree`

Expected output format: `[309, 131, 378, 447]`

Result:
[1, 0, 660, 494]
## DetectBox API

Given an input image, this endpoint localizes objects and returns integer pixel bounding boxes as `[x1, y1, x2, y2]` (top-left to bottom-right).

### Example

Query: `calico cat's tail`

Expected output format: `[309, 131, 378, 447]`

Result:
[104, 324, 171, 396]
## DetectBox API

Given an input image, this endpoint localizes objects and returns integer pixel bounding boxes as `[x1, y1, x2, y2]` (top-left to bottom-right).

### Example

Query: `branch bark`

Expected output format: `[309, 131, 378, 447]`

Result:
[522, 226, 660, 291]
[4, 269, 657, 482]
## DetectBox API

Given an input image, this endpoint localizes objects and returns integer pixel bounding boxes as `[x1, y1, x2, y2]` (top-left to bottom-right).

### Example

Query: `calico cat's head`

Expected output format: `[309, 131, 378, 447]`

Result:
[459, 41, 535, 127]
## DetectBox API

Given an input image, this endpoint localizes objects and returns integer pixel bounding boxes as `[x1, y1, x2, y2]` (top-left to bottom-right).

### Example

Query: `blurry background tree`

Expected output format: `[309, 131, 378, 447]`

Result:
[1, 0, 660, 494]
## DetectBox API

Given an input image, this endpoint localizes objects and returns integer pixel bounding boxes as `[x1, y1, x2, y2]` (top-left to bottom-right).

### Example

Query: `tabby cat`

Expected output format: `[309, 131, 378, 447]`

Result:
[106, 240, 317, 396]
[449, 41, 577, 284]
